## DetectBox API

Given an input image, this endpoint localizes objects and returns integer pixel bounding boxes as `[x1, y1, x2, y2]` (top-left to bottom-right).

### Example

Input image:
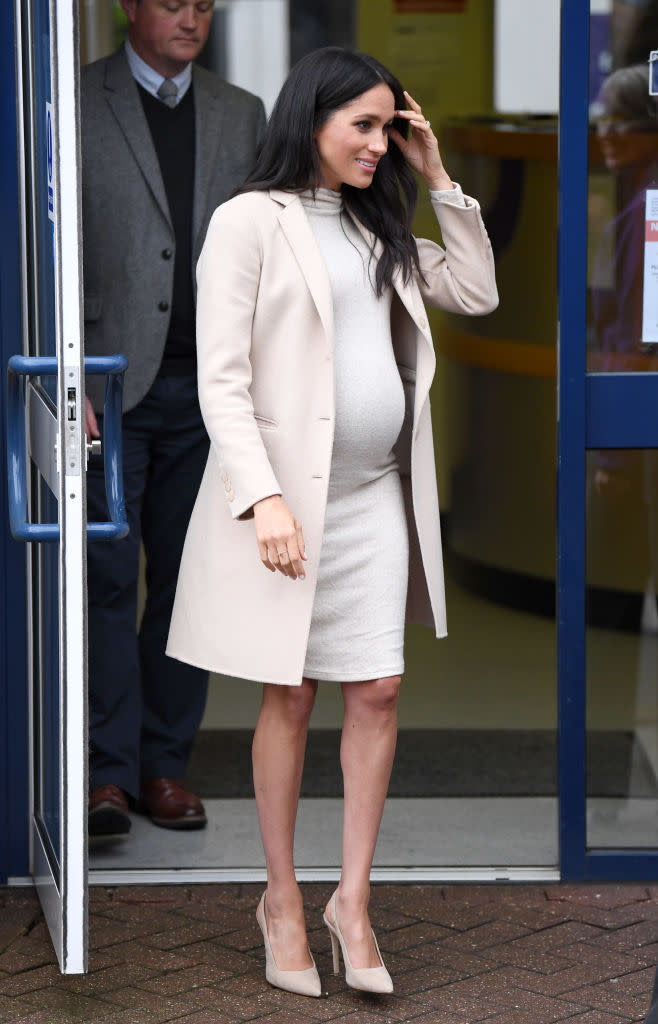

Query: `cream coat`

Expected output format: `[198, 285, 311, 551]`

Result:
[167, 188, 498, 684]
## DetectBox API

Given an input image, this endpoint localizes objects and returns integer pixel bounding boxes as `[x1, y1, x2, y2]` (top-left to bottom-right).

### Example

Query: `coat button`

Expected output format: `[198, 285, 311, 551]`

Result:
[161, 248, 172, 260]
[158, 300, 169, 312]
[419, 316, 427, 330]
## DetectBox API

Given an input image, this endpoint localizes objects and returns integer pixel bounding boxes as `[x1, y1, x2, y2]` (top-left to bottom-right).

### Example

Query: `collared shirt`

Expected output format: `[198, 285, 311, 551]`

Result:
[124, 38, 192, 105]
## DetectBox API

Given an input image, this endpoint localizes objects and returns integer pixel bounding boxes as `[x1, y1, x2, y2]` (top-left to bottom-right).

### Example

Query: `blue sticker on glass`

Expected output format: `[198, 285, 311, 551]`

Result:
[46, 102, 54, 222]
[650, 51, 658, 96]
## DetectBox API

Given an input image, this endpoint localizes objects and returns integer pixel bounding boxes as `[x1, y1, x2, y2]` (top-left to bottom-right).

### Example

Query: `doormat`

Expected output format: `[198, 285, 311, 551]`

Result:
[185, 729, 658, 799]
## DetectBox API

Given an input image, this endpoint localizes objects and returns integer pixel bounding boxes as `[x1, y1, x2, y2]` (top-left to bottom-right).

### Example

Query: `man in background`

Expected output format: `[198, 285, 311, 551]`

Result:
[82, 0, 265, 835]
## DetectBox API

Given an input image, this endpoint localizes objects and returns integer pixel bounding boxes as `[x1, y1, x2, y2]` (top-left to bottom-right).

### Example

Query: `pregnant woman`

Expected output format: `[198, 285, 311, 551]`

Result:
[168, 46, 497, 997]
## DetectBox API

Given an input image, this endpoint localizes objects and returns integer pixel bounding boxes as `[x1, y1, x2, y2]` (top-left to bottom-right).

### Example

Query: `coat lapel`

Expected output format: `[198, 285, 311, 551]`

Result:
[271, 191, 334, 346]
[393, 265, 436, 428]
[103, 48, 172, 231]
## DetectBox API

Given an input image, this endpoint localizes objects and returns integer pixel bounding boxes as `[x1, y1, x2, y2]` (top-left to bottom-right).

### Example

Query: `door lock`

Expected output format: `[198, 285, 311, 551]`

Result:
[67, 386, 77, 421]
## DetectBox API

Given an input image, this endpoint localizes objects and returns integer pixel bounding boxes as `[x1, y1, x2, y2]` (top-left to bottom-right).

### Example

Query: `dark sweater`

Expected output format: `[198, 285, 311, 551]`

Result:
[138, 83, 196, 376]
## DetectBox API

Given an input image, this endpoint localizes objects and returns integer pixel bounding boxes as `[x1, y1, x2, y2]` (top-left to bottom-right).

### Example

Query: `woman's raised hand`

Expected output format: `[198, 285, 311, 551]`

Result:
[253, 495, 307, 580]
[388, 90, 453, 192]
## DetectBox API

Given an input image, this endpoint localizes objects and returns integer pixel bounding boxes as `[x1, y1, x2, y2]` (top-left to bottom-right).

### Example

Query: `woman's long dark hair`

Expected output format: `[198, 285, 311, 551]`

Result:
[236, 47, 421, 295]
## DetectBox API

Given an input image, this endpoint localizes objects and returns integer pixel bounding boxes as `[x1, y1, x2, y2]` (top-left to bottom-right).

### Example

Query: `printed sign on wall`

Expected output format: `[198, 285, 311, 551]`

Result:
[642, 189, 658, 343]
[394, 1, 466, 12]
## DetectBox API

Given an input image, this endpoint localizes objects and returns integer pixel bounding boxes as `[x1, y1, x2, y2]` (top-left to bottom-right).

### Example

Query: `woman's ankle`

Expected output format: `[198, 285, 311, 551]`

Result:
[335, 882, 371, 913]
[265, 881, 304, 916]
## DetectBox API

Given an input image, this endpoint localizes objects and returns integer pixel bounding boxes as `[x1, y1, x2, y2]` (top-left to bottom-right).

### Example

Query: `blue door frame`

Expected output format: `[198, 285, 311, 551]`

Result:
[1, 0, 656, 886]
[0, 1, 29, 885]
[558, 0, 658, 879]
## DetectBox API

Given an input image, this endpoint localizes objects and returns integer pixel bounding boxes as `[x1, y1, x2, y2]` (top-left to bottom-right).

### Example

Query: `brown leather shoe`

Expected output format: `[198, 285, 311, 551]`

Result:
[88, 784, 131, 836]
[138, 778, 207, 830]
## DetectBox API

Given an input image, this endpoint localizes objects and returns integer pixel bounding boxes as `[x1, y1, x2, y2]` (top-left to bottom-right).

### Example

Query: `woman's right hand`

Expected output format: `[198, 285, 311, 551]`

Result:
[253, 495, 307, 580]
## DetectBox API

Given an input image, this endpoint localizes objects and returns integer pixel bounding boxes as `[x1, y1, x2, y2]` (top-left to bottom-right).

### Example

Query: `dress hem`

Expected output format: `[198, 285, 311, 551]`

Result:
[303, 663, 405, 683]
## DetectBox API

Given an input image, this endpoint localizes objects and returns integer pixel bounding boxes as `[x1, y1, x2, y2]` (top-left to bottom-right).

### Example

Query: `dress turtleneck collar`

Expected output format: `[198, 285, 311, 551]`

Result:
[299, 187, 343, 214]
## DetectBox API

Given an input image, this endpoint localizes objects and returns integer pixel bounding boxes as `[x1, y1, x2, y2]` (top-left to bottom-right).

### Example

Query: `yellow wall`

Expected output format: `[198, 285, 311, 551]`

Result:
[358, 1, 495, 511]
[357, 0, 494, 121]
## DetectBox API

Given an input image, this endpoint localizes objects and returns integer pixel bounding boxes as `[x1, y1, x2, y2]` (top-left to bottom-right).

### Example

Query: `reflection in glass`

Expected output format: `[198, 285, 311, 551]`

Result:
[33, 483, 60, 872]
[588, 64, 658, 373]
[612, 0, 658, 72]
[25, 0, 61, 875]
[586, 4, 658, 848]
[30, 0, 57, 398]
[587, 447, 658, 849]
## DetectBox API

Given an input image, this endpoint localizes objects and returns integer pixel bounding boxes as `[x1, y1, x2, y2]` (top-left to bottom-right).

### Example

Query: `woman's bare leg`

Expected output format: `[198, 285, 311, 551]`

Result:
[252, 677, 317, 970]
[325, 675, 401, 968]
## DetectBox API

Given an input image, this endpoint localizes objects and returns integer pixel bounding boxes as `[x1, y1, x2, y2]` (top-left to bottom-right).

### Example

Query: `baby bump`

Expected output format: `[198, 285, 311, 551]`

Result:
[331, 355, 406, 482]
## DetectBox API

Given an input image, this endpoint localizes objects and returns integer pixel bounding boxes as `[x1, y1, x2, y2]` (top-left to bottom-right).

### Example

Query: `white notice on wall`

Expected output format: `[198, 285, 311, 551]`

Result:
[642, 189, 658, 344]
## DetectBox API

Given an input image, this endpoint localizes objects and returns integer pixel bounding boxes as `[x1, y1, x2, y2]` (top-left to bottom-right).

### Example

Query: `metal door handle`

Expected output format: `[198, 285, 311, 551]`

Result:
[6, 354, 129, 542]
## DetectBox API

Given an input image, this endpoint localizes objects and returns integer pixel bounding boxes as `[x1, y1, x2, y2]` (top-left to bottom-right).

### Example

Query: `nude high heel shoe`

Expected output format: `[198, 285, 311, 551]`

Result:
[256, 892, 322, 998]
[322, 890, 393, 994]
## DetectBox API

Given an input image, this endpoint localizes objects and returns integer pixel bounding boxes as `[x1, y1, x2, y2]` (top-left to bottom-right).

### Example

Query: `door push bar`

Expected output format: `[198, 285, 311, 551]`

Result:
[6, 354, 129, 542]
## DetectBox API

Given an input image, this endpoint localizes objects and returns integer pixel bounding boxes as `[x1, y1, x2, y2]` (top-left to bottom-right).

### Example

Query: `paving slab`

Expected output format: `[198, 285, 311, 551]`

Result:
[0, 883, 657, 1023]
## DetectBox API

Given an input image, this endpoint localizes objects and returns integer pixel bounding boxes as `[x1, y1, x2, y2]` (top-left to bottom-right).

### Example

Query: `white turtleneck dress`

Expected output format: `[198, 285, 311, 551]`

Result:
[300, 188, 408, 681]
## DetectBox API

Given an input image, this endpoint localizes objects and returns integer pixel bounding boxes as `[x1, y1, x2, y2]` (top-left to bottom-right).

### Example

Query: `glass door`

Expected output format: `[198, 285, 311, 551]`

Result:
[559, 0, 658, 879]
[13, 0, 87, 972]
[87, 0, 563, 884]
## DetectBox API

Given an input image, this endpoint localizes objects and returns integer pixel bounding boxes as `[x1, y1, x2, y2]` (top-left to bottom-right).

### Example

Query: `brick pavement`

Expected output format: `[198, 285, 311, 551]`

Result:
[1, 883, 658, 1023]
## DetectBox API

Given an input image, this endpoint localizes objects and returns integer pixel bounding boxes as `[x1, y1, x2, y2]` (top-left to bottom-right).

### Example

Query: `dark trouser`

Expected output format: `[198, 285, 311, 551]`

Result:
[646, 973, 658, 1023]
[87, 376, 210, 800]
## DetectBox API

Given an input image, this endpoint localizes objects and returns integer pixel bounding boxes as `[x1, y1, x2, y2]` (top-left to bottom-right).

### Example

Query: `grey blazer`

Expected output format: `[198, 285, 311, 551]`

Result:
[81, 46, 266, 412]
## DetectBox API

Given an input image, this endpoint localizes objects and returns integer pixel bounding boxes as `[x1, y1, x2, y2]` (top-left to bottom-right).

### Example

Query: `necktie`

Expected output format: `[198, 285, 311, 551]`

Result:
[157, 79, 178, 109]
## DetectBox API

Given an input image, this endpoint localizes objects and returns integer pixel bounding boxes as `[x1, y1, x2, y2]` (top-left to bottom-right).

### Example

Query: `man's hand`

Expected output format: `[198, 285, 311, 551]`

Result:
[85, 395, 100, 439]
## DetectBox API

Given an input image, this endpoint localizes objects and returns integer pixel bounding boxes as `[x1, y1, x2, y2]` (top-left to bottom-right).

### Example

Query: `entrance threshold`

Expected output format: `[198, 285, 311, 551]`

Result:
[85, 866, 560, 885]
[8, 866, 560, 886]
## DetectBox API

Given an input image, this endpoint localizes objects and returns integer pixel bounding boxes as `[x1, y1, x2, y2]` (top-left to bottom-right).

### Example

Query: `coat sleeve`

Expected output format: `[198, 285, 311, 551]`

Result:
[415, 194, 499, 316]
[196, 197, 282, 520]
